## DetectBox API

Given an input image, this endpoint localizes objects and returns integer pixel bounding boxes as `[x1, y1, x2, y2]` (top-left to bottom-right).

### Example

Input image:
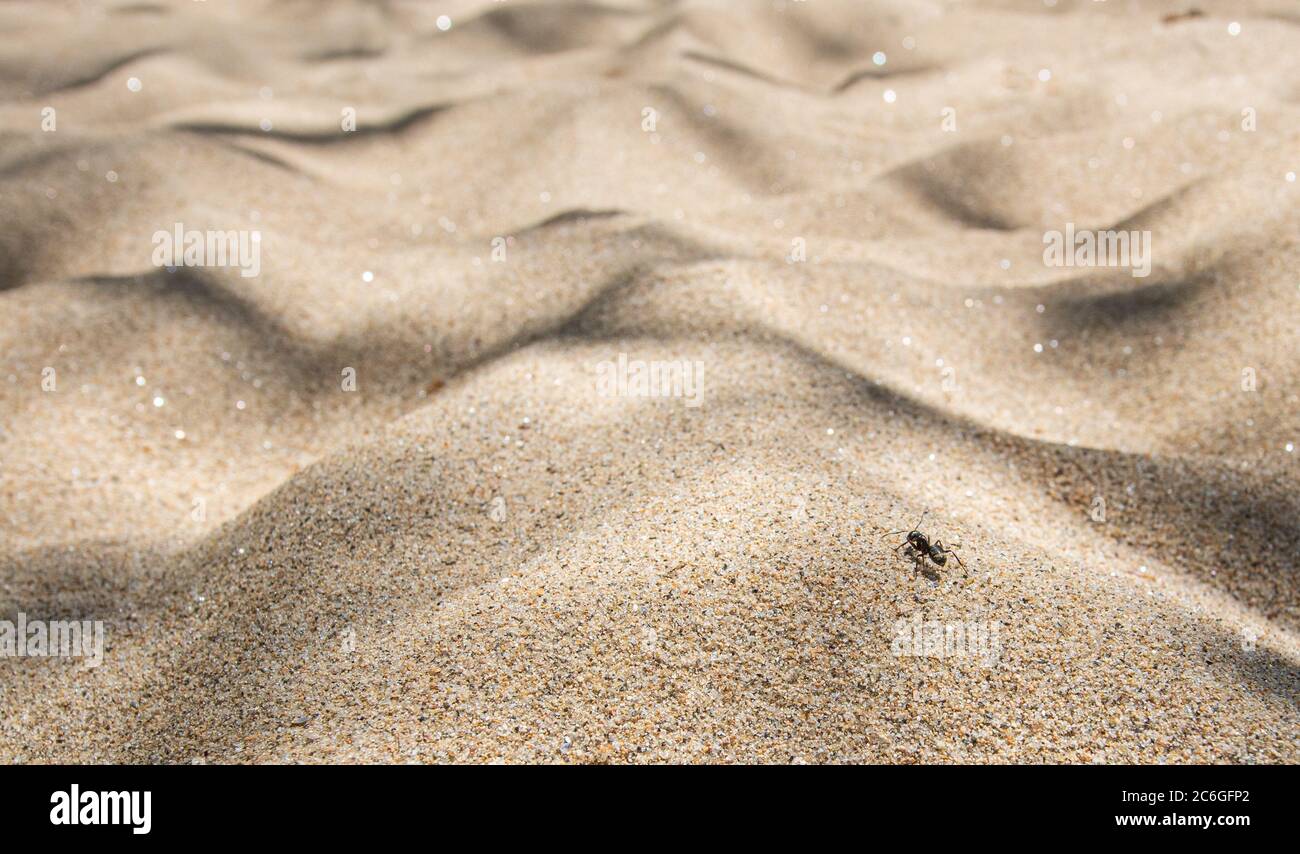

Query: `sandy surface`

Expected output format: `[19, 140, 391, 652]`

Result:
[1, 0, 1297, 763]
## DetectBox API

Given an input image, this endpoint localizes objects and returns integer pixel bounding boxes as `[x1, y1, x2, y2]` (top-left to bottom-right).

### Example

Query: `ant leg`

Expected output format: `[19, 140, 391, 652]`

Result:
[946, 543, 965, 569]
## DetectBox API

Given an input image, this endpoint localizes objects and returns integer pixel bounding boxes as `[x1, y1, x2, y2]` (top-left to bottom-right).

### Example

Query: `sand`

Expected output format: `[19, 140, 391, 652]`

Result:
[0, 0, 1297, 763]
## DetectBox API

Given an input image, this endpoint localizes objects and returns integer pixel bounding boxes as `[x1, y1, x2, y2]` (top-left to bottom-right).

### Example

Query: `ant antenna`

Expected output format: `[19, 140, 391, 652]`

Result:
[882, 509, 929, 539]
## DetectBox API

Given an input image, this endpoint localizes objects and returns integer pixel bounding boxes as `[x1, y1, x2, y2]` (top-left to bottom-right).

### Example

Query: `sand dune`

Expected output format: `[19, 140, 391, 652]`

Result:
[1, 0, 1297, 763]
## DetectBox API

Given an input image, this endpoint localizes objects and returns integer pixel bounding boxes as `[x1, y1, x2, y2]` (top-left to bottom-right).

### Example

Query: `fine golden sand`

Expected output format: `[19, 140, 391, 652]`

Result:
[1, 0, 1297, 763]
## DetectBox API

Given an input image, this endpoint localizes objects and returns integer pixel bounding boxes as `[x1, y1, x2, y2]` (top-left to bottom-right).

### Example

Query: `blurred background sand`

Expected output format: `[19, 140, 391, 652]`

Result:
[0, 0, 1297, 762]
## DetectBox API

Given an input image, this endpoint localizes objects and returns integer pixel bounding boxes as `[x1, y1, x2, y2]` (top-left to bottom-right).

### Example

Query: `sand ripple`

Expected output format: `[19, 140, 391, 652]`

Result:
[1, 0, 1297, 763]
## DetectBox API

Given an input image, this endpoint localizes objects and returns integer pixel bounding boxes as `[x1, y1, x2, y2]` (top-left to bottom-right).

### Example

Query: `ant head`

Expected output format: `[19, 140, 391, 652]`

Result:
[907, 530, 930, 550]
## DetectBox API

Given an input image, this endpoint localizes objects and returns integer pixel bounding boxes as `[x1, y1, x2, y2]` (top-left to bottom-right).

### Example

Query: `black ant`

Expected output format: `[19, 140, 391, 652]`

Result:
[882, 511, 964, 571]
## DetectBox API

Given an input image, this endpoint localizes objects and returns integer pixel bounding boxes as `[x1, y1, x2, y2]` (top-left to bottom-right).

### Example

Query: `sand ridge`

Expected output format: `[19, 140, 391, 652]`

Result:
[0, 0, 1297, 763]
